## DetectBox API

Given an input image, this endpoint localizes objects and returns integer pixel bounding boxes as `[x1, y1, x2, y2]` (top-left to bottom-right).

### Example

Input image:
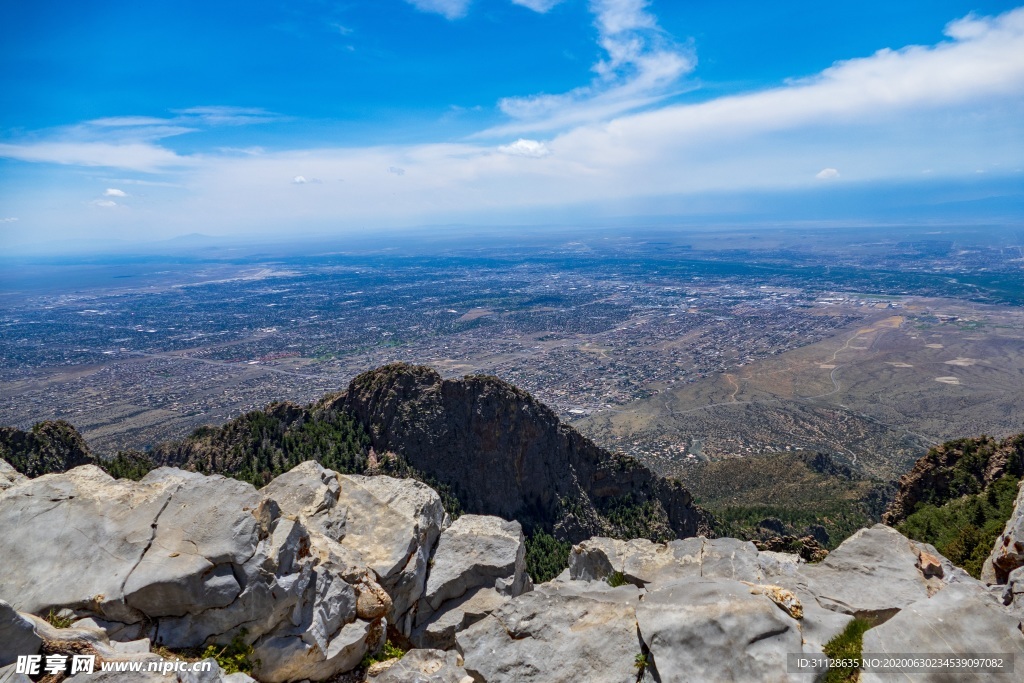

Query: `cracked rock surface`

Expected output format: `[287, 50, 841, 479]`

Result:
[4, 458, 1024, 683]
[0, 464, 395, 682]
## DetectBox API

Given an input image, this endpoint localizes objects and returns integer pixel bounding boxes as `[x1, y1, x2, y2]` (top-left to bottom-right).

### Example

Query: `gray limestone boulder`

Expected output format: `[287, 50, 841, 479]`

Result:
[456, 581, 642, 683]
[421, 515, 528, 611]
[636, 577, 807, 683]
[0, 664, 32, 683]
[259, 461, 344, 539]
[0, 464, 388, 683]
[861, 581, 1024, 683]
[332, 473, 446, 633]
[982, 478, 1024, 585]
[1000, 565, 1024, 621]
[0, 601, 41, 667]
[569, 536, 762, 585]
[796, 525, 935, 622]
[410, 515, 530, 649]
[369, 649, 473, 683]
[0, 459, 26, 492]
[412, 587, 508, 651]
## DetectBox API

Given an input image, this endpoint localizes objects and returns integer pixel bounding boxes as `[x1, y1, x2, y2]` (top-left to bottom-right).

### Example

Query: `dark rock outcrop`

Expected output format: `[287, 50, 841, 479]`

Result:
[331, 363, 710, 543]
[884, 433, 1024, 525]
[0, 420, 93, 478]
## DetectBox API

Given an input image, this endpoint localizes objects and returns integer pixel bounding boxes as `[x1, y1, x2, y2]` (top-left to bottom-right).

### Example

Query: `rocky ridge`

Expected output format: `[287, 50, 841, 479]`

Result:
[331, 363, 710, 542]
[2, 460, 1023, 683]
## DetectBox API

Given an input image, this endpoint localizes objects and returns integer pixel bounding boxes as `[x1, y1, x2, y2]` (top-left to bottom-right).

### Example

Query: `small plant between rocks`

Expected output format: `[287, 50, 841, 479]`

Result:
[360, 639, 406, 669]
[606, 570, 628, 587]
[201, 630, 259, 675]
[45, 608, 74, 629]
[822, 618, 872, 683]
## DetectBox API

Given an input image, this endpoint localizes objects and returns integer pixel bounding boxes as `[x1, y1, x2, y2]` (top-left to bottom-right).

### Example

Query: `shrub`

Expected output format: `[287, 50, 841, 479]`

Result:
[606, 570, 627, 588]
[201, 630, 258, 675]
[822, 618, 872, 683]
[45, 608, 74, 629]
[361, 640, 405, 668]
[525, 530, 572, 583]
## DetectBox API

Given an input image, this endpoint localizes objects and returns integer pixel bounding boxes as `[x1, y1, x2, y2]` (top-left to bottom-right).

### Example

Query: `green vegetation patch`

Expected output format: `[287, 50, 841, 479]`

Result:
[899, 474, 1019, 578]
[822, 618, 872, 683]
[201, 630, 259, 675]
[606, 570, 628, 588]
[685, 451, 882, 549]
[525, 530, 573, 584]
[101, 450, 157, 481]
[0, 421, 93, 478]
[360, 640, 405, 669]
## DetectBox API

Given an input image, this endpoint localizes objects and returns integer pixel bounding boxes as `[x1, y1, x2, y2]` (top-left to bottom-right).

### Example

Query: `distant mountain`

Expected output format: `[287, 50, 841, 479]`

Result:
[2, 364, 710, 549]
[331, 363, 710, 543]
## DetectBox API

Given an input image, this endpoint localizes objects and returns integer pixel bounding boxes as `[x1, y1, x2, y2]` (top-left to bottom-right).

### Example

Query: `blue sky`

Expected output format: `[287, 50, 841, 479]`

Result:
[1, 1, 1022, 247]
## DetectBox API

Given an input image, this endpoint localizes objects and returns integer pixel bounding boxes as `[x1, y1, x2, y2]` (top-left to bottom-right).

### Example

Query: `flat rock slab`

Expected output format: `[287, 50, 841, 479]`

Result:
[569, 536, 762, 585]
[861, 582, 1024, 683]
[636, 578, 806, 683]
[370, 649, 473, 683]
[797, 525, 931, 622]
[457, 581, 641, 683]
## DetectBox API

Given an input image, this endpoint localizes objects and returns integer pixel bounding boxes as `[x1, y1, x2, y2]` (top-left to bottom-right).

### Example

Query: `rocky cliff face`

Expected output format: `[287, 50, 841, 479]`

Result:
[884, 433, 1024, 525]
[332, 363, 710, 542]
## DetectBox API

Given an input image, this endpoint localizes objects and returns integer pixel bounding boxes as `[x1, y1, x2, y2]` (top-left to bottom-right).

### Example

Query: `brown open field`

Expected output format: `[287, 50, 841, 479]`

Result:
[575, 298, 1024, 480]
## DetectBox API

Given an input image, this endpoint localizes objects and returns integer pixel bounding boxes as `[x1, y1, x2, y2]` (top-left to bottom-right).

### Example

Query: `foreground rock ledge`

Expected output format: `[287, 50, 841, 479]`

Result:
[2, 462, 1024, 683]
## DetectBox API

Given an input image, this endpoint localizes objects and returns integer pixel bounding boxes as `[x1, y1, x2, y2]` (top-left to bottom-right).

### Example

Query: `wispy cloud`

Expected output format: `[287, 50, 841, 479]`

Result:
[0, 141, 187, 172]
[91, 199, 118, 208]
[0, 106, 280, 172]
[172, 106, 281, 126]
[103, 188, 128, 197]
[0, 217, 18, 224]
[484, 0, 695, 135]
[404, 0, 472, 20]
[510, 0, 564, 12]
[3, 7, 1023, 240]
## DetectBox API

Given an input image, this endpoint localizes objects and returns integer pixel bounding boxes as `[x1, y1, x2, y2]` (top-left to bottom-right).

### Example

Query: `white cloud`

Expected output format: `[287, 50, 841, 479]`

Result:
[0, 106, 280, 172]
[815, 168, 840, 180]
[173, 106, 280, 126]
[104, 188, 128, 197]
[486, 0, 695, 135]
[292, 175, 309, 184]
[3, 7, 1023, 241]
[0, 141, 187, 172]
[91, 199, 117, 208]
[0, 217, 18, 223]
[510, 0, 564, 12]
[404, 0, 472, 20]
[498, 139, 552, 157]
